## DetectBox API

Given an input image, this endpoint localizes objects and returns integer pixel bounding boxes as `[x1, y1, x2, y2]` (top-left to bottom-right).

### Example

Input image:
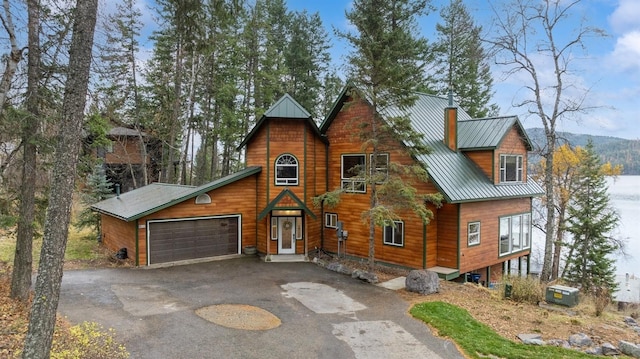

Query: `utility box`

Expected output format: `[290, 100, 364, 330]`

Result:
[546, 285, 579, 307]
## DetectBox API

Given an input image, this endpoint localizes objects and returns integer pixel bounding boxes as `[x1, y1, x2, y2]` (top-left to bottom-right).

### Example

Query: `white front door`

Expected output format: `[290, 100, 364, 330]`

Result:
[278, 217, 296, 254]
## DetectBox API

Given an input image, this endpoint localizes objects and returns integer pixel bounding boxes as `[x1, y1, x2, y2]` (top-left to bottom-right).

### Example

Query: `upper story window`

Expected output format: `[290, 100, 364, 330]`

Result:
[370, 153, 389, 183]
[341, 154, 366, 193]
[275, 154, 298, 185]
[500, 154, 523, 183]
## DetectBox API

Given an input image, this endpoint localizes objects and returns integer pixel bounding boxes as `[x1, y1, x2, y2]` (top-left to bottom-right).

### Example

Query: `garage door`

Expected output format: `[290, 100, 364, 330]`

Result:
[148, 216, 240, 265]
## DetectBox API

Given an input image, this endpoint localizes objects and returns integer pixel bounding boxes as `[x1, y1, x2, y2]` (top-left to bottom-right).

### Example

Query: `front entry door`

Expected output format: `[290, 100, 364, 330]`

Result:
[278, 217, 295, 254]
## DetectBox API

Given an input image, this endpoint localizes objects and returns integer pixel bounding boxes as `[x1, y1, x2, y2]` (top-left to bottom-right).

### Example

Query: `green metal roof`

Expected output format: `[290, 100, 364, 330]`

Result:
[257, 188, 317, 220]
[458, 116, 533, 151]
[91, 166, 262, 221]
[323, 85, 544, 203]
[239, 93, 326, 149]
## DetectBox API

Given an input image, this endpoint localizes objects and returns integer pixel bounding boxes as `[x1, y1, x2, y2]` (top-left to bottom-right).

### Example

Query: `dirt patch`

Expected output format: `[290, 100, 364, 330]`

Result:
[196, 304, 281, 330]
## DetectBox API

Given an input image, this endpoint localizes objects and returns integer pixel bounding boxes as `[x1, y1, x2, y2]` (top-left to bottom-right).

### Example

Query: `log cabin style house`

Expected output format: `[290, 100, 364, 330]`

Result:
[92, 85, 543, 284]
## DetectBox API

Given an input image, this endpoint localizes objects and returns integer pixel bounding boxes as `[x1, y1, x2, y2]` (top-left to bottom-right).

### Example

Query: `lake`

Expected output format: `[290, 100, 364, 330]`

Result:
[531, 175, 640, 301]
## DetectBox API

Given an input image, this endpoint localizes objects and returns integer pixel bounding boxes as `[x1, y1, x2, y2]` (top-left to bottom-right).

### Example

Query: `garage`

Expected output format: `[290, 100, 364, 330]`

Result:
[147, 215, 240, 265]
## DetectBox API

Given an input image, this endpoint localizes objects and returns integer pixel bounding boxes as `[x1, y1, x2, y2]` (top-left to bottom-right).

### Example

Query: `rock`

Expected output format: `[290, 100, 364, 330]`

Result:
[405, 270, 440, 295]
[326, 262, 352, 275]
[568, 333, 593, 347]
[585, 347, 603, 355]
[351, 269, 378, 284]
[601, 342, 621, 356]
[619, 341, 640, 358]
[518, 333, 545, 345]
[547, 339, 571, 349]
[625, 317, 639, 326]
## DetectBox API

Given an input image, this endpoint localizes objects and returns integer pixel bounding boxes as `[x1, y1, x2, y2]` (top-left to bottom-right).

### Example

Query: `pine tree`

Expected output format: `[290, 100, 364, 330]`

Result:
[75, 164, 113, 237]
[563, 140, 620, 294]
[334, 0, 441, 271]
[431, 0, 498, 118]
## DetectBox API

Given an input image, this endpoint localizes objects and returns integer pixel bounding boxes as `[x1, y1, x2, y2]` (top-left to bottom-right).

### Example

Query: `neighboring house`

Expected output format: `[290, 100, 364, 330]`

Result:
[95, 125, 159, 193]
[92, 86, 543, 285]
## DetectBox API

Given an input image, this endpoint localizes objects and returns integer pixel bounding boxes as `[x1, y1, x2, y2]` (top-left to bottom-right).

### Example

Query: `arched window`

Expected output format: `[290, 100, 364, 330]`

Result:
[195, 194, 211, 204]
[275, 154, 298, 185]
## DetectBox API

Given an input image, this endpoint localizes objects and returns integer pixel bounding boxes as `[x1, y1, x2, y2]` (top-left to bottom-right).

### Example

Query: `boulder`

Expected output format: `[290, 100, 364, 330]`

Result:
[351, 269, 378, 284]
[326, 262, 352, 275]
[619, 341, 640, 358]
[405, 270, 439, 295]
[547, 339, 571, 349]
[601, 342, 621, 356]
[518, 333, 545, 345]
[568, 333, 593, 347]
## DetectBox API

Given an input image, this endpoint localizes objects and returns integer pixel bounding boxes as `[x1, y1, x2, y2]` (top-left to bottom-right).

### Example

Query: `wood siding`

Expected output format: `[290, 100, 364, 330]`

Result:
[436, 203, 458, 268]
[101, 214, 137, 259]
[105, 136, 148, 165]
[465, 150, 494, 180]
[245, 118, 326, 255]
[458, 198, 531, 274]
[322, 97, 440, 269]
[135, 175, 258, 265]
[493, 127, 529, 184]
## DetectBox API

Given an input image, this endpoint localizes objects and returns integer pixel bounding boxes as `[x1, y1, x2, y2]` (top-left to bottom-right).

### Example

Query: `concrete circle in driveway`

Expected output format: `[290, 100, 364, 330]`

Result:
[195, 304, 281, 330]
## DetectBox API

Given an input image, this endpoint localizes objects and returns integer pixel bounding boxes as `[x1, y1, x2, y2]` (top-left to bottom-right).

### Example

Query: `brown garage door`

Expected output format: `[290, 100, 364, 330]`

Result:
[148, 216, 239, 264]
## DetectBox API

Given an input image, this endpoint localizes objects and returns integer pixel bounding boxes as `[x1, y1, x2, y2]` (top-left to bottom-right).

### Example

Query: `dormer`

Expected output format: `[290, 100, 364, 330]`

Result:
[458, 116, 534, 185]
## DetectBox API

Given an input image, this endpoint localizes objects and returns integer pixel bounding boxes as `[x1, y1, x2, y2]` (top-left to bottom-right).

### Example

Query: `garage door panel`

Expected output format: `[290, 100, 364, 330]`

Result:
[148, 217, 239, 264]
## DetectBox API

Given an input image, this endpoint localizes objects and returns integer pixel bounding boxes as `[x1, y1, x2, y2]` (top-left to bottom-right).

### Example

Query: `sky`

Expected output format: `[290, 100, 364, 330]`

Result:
[122, 0, 640, 140]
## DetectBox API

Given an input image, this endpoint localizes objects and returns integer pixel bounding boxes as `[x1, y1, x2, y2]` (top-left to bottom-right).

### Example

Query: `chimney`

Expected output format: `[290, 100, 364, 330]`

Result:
[115, 183, 121, 199]
[444, 90, 457, 151]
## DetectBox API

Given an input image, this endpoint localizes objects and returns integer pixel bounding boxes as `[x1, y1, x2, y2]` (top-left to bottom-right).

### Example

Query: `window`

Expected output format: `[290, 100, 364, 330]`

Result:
[468, 221, 480, 246]
[271, 217, 277, 240]
[325, 213, 338, 228]
[383, 221, 404, 246]
[295, 217, 303, 240]
[499, 213, 531, 256]
[275, 154, 298, 185]
[195, 194, 211, 204]
[370, 153, 389, 183]
[500, 155, 523, 183]
[341, 154, 366, 193]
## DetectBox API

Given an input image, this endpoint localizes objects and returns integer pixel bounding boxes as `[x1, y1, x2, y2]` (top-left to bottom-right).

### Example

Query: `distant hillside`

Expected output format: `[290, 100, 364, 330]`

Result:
[525, 128, 640, 175]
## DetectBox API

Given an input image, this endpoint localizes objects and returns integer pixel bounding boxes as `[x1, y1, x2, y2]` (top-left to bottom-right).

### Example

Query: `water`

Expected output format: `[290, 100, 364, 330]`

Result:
[531, 175, 640, 301]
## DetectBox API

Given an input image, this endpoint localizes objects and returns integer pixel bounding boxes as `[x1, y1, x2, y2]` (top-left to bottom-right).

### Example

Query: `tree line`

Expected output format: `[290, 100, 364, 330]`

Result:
[0, 0, 624, 356]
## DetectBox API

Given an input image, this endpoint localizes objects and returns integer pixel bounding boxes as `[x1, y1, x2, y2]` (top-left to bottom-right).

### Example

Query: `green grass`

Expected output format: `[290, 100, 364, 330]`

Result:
[410, 301, 602, 359]
[0, 227, 103, 266]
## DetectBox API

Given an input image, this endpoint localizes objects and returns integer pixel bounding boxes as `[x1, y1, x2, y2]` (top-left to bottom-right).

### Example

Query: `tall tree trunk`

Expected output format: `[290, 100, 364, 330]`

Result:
[541, 132, 557, 282]
[551, 205, 566, 280]
[0, 0, 25, 110]
[21, 0, 98, 356]
[11, 0, 40, 302]
[165, 39, 183, 183]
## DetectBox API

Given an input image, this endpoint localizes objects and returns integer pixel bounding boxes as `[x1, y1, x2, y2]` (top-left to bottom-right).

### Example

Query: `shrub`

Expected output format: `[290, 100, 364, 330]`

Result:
[503, 275, 544, 304]
[51, 322, 129, 359]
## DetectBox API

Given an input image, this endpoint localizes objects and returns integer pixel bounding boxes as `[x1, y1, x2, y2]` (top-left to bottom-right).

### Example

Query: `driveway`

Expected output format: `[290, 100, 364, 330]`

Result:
[58, 257, 464, 359]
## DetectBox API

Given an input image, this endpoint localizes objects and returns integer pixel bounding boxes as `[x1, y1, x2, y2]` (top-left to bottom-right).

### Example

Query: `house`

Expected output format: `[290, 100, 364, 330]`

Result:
[93, 124, 160, 193]
[92, 86, 543, 284]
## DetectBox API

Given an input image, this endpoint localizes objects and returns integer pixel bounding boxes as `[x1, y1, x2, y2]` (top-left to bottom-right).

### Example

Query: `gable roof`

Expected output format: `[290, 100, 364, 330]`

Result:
[458, 116, 533, 151]
[257, 188, 317, 220]
[91, 166, 262, 221]
[323, 85, 544, 203]
[239, 93, 327, 149]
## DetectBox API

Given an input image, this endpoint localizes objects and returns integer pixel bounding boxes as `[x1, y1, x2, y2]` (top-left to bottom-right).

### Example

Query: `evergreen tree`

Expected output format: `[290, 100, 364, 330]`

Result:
[75, 164, 114, 236]
[563, 140, 620, 294]
[334, 0, 441, 271]
[431, 0, 498, 118]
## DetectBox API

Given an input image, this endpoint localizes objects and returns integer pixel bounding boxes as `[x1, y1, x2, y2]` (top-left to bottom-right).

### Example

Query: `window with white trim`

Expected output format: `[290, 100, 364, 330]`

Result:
[325, 213, 338, 228]
[468, 221, 480, 246]
[499, 213, 531, 256]
[341, 154, 366, 193]
[500, 154, 523, 183]
[383, 221, 404, 246]
[275, 154, 298, 185]
[370, 153, 389, 183]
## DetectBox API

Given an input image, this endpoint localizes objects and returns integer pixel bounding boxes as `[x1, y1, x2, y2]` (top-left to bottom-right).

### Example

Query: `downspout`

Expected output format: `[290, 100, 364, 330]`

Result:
[456, 205, 461, 270]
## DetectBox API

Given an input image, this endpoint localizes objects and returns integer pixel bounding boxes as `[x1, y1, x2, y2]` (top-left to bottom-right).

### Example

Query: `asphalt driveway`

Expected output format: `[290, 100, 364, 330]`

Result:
[58, 257, 464, 359]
